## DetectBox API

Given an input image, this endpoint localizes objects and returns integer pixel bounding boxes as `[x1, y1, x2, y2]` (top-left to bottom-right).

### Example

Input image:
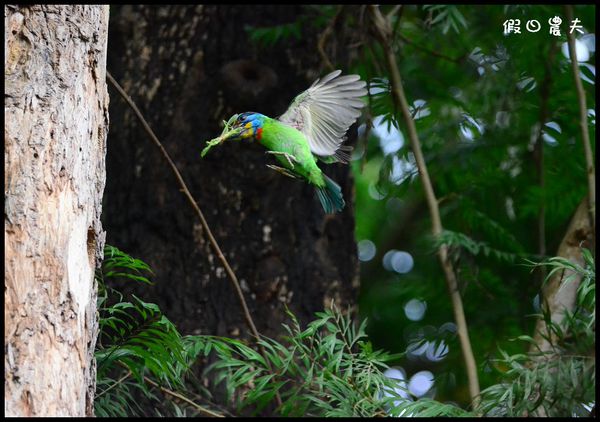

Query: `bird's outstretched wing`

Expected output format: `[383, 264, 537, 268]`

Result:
[278, 70, 367, 162]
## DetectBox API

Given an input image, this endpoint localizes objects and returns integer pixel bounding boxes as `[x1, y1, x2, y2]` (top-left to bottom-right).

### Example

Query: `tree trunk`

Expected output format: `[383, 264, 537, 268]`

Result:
[532, 197, 594, 352]
[4, 5, 109, 416]
[103, 5, 358, 341]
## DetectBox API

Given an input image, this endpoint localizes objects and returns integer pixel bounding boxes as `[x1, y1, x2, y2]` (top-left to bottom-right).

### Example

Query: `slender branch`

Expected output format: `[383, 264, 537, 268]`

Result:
[360, 82, 374, 173]
[317, 6, 344, 72]
[106, 71, 284, 408]
[368, 5, 481, 405]
[532, 42, 558, 286]
[142, 375, 224, 417]
[386, 4, 402, 20]
[397, 33, 466, 64]
[106, 72, 261, 343]
[565, 5, 595, 231]
[95, 370, 132, 398]
[390, 5, 404, 40]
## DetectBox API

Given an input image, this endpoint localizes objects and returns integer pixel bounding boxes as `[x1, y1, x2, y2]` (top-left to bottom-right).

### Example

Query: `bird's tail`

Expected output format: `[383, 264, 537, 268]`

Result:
[316, 174, 345, 214]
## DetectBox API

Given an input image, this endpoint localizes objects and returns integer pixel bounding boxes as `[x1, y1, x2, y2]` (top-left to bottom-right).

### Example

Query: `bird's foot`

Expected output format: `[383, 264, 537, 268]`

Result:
[266, 164, 299, 179]
[266, 151, 298, 168]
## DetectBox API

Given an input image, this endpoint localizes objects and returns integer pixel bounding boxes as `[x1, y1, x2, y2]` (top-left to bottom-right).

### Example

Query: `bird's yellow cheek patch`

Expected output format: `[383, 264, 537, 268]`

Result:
[241, 122, 255, 139]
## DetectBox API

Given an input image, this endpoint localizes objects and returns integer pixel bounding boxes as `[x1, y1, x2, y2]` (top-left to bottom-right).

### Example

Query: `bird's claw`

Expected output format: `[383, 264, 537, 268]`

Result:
[266, 151, 298, 168]
[266, 164, 299, 178]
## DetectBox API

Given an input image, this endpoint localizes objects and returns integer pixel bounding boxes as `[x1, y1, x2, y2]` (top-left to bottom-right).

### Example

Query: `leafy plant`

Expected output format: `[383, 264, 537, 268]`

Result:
[191, 305, 408, 417]
[390, 250, 595, 417]
[423, 5, 469, 34]
[94, 245, 191, 416]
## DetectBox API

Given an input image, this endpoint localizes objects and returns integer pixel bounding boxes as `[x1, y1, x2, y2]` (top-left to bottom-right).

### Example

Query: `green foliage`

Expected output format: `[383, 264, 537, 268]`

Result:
[94, 245, 192, 417]
[99, 245, 153, 289]
[95, 4, 596, 417]
[245, 5, 341, 49]
[95, 377, 155, 417]
[246, 22, 302, 48]
[476, 250, 595, 417]
[352, 3, 595, 407]
[392, 250, 595, 417]
[93, 247, 593, 417]
[423, 5, 469, 34]
[96, 295, 186, 388]
[434, 229, 524, 263]
[190, 305, 406, 417]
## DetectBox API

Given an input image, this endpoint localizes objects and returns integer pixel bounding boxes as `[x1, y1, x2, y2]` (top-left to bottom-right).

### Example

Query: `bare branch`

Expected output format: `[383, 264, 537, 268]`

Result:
[532, 42, 559, 284]
[106, 72, 285, 407]
[317, 6, 344, 72]
[368, 5, 481, 405]
[95, 370, 132, 399]
[386, 4, 402, 20]
[397, 33, 466, 64]
[106, 71, 261, 344]
[565, 5, 595, 231]
[143, 375, 225, 417]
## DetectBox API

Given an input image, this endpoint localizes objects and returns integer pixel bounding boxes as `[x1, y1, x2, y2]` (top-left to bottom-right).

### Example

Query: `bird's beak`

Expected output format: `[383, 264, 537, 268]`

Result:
[221, 125, 244, 141]
[201, 114, 248, 157]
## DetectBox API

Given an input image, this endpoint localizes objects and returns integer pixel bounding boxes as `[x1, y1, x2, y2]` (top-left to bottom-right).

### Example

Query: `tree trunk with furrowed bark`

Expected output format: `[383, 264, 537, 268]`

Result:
[4, 5, 109, 416]
[103, 5, 358, 348]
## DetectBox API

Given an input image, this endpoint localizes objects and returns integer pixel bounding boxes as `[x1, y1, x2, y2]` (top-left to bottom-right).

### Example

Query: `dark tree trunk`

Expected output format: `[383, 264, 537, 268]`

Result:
[103, 5, 358, 344]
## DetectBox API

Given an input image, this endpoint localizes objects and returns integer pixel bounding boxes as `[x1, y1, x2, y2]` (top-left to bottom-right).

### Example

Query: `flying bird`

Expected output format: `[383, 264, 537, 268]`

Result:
[202, 70, 367, 213]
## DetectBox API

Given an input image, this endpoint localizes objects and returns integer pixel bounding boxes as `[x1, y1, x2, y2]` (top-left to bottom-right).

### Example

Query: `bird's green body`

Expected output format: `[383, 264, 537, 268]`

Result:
[202, 70, 366, 213]
[258, 117, 325, 187]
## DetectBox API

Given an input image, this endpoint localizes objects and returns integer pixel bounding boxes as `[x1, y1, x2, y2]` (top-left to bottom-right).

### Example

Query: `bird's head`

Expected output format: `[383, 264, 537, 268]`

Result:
[224, 112, 265, 141]
[201, 112, 265, 157]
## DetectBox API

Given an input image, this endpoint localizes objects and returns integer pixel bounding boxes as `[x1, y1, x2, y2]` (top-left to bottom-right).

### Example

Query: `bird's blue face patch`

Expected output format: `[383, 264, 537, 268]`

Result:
[235, 112, 264, 140]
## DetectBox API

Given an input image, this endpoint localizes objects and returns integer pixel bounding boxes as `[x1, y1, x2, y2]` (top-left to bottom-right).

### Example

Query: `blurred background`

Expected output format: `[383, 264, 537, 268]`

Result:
[103, 4, 595, 411]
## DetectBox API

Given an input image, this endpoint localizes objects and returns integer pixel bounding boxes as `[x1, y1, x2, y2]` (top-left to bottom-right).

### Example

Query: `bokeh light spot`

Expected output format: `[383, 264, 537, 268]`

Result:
[357, 239, 376, 262]
[404, 299, 426, 321]
[409, 370, 434, 397]
[392, 251, 414, 274]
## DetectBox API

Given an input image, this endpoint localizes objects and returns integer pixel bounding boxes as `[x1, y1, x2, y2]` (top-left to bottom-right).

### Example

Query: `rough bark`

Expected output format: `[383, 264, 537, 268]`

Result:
[4, 5, 109, 416]
[103, 5, 358, 342]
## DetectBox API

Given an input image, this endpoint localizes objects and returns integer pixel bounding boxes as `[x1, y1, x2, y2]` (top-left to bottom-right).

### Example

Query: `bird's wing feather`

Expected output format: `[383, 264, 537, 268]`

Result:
[278, 70, 367, 157]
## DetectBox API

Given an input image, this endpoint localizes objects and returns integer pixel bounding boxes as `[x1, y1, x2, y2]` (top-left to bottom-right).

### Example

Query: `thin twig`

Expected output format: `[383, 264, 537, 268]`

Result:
[397, 33, 466, 64]
[368, 5, 481, 405]
[386, 4, 402, 20]
[317, 6, 344, 72]
[142, 376, 225, 418]
[106, 72, 284, 408]
[565, 5, 595, 232]
[106, 71, 261, 343]
[360, 81, 374, 173]
[95, 370, 132, 398]
[532, 42, 558, 287]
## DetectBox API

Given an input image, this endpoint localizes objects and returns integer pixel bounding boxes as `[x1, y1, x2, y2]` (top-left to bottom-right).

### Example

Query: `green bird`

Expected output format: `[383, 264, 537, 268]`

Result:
[202, 70, 367, 213]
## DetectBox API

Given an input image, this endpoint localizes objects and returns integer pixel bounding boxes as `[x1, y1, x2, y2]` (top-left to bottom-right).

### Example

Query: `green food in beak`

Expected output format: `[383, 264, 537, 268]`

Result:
[201, 114, 243, 157]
